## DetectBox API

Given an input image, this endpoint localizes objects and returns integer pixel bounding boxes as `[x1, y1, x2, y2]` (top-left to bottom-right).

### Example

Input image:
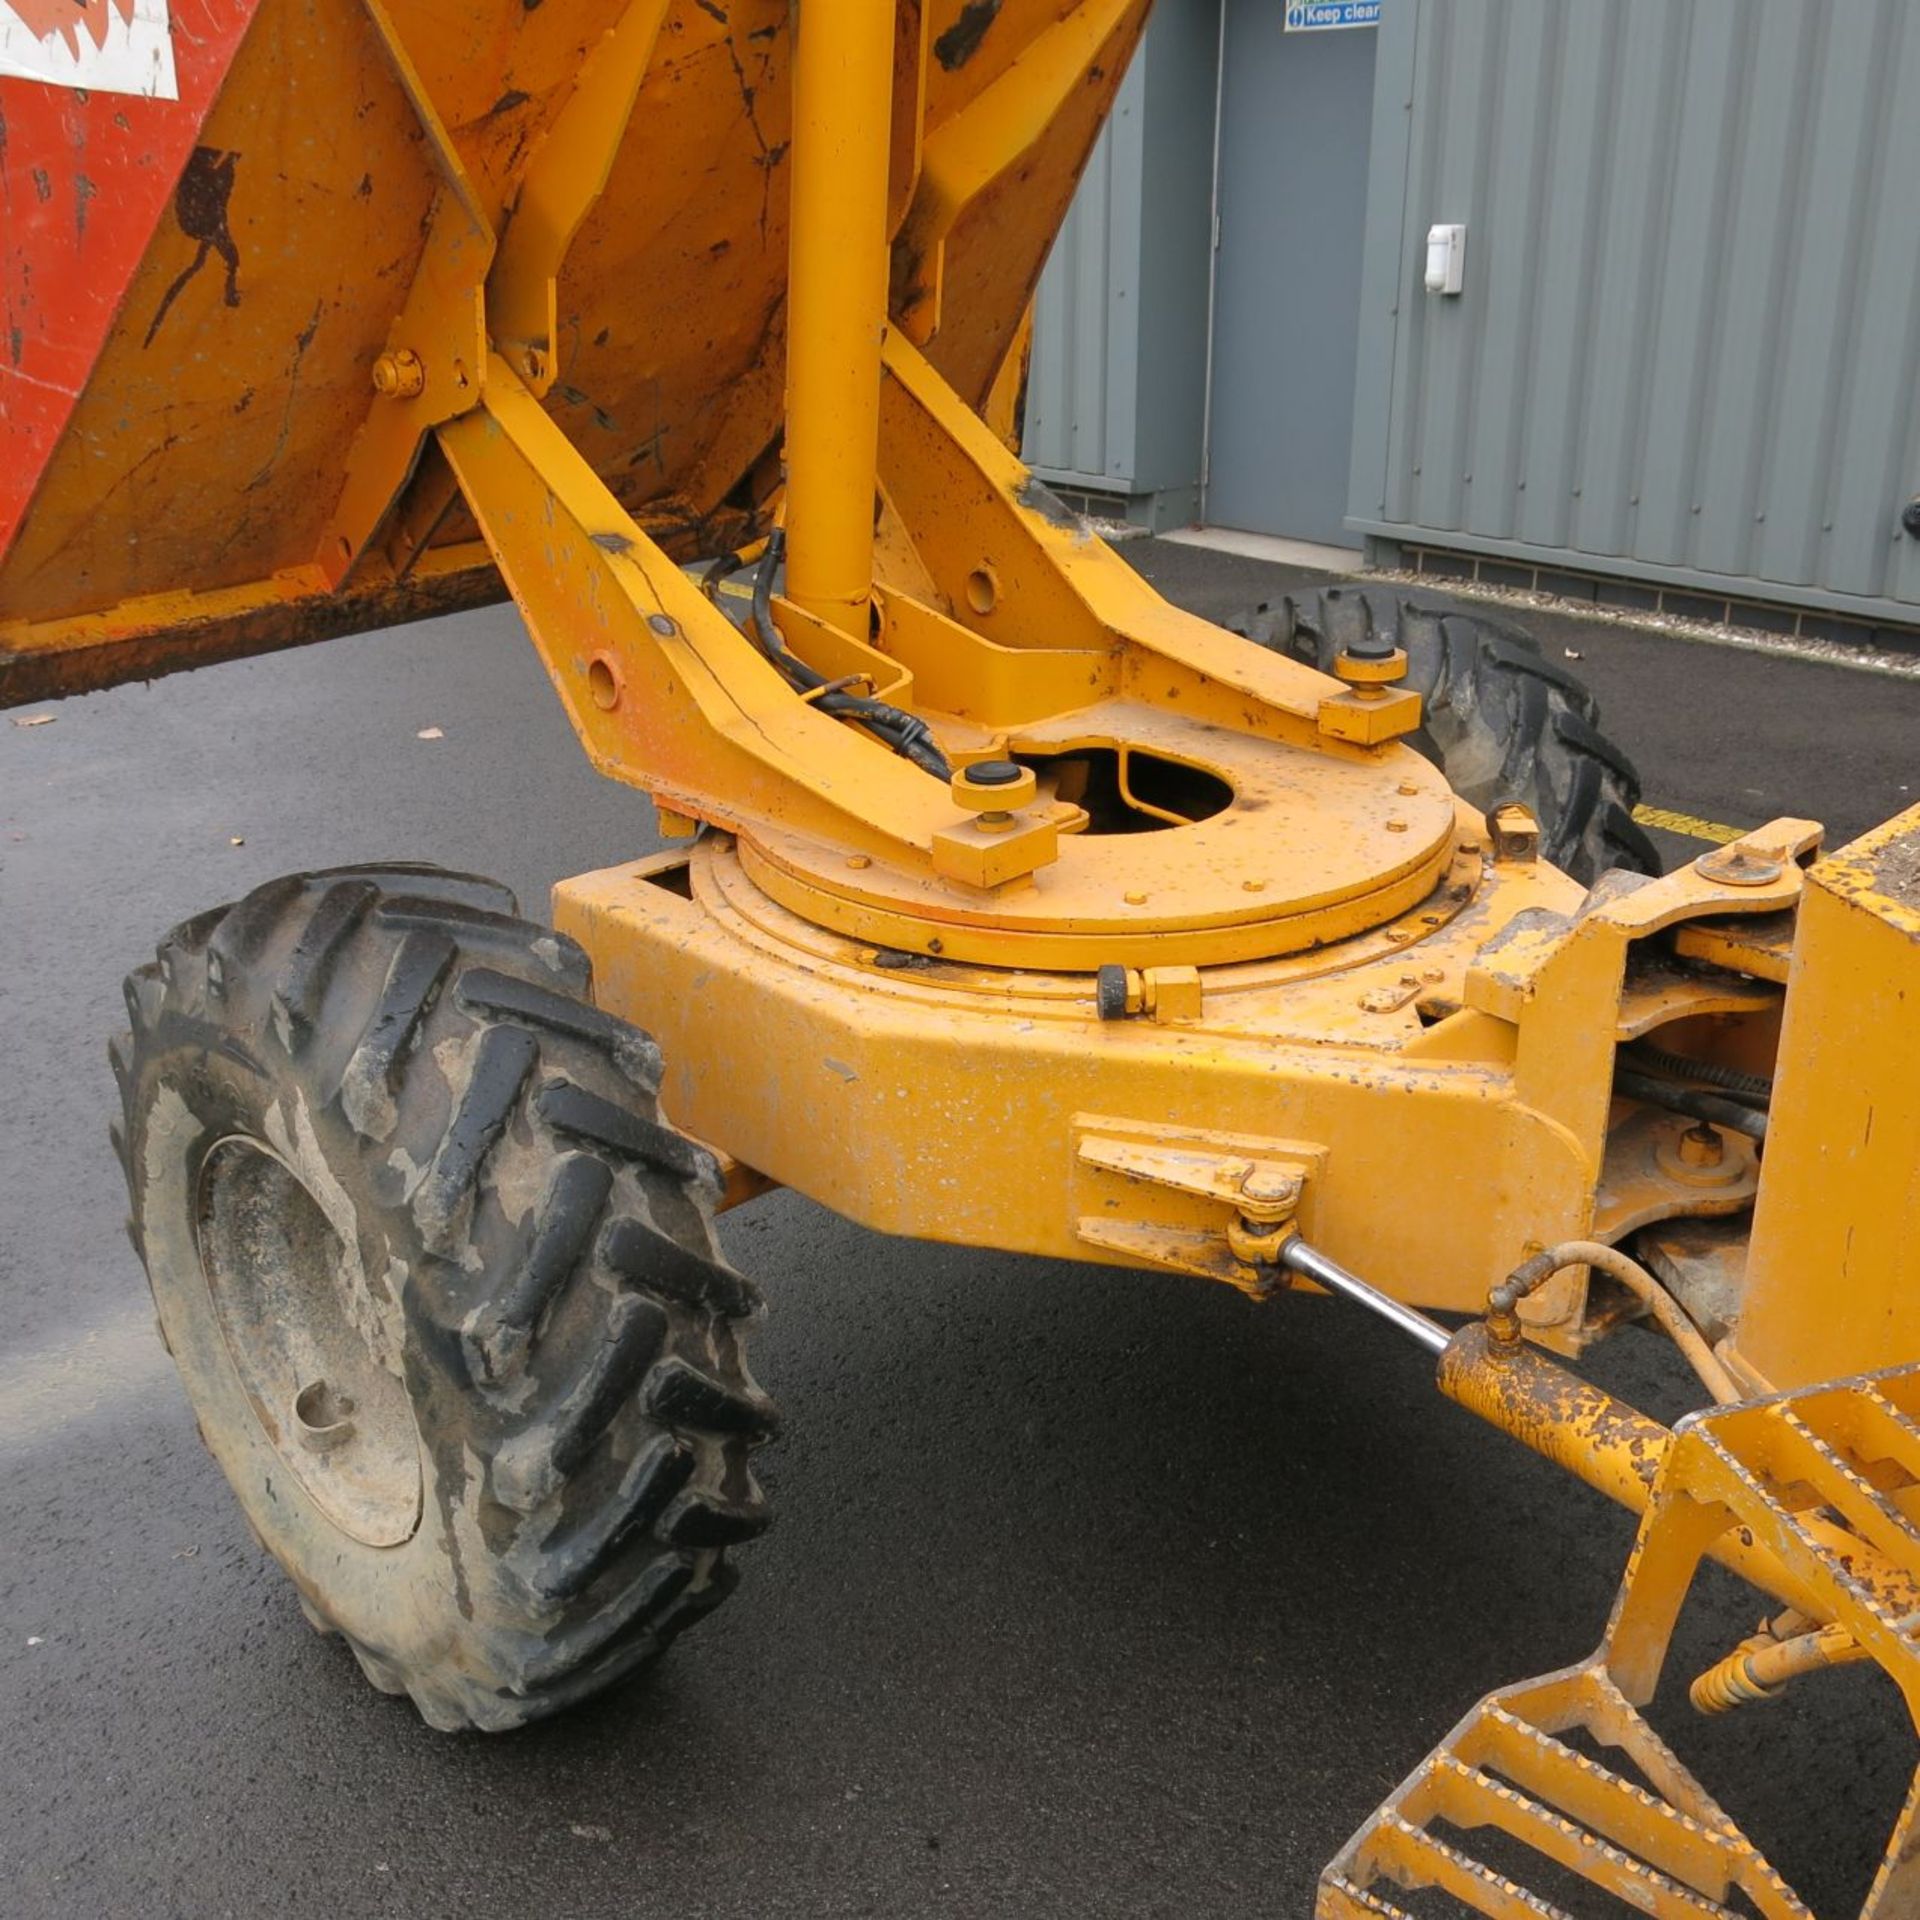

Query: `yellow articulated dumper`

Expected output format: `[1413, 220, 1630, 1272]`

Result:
[5, 2, 1920, 1911]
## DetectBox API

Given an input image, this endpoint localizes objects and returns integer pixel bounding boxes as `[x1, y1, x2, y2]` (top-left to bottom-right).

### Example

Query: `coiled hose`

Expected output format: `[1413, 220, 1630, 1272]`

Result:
[1625, 1042, 1773, 1108]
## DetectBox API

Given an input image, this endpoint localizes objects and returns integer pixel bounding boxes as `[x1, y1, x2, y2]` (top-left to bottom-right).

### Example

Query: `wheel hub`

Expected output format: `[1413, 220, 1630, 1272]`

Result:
[196, 1137, 422, 1547]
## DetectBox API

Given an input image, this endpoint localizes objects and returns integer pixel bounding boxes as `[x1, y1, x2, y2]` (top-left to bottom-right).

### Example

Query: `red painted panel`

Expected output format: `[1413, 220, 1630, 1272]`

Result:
[0, 0, 260, 560]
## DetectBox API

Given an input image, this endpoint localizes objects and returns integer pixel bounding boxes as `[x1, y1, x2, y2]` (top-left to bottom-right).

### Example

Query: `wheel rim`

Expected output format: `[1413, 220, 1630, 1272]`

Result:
[196, 1136, 422, 1547]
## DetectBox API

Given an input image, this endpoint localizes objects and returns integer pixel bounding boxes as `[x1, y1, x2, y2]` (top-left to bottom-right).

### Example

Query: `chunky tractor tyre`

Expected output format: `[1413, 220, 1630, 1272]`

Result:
[1226, 585, 1659, 886]
[110, 864, 775, 1731]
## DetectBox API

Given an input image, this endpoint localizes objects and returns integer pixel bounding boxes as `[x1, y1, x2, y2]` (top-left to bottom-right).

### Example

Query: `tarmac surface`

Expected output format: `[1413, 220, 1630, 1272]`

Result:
[4, 541, 1918, 1918]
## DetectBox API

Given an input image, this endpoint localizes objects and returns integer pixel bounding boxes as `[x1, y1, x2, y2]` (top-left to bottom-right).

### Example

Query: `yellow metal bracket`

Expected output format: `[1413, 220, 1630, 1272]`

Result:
[486, 0, 673, 394]
[893, 0, 1143, 343]
[1471, 819, 1819, 1133]
[1073, 1115, 1325, 1297]
[438, 354, 960, 860]
[320, 0, 496, 587]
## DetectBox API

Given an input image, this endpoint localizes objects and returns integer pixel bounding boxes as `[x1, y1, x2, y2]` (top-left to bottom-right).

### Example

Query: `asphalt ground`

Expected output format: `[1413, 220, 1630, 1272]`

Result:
[4, 541, 1918, 1918]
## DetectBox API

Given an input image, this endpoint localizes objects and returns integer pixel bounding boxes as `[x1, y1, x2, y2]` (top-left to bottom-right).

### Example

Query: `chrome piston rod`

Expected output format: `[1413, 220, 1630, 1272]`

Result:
[1277, 1236, 1451, 1355]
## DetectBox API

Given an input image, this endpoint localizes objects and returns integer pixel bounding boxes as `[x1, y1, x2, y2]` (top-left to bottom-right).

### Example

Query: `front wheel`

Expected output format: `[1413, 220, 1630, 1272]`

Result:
[111, 864, 775, 1731]
[1227, 586, 1659, 886]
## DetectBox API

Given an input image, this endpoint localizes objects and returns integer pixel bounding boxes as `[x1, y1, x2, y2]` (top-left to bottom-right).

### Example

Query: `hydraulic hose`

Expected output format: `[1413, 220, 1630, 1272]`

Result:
[700, 534, 771, 600]
[1614, 1068, 1768, 1145]
[1488, 1238, 1744, 1405]
[745, 532, 950, 781]
[1626, 1042, 1773, 1109]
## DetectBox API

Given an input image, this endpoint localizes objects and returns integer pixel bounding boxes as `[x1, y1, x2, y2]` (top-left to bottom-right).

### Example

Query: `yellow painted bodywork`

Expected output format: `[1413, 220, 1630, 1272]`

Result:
[1734, 806, 1920, 1392]
[1, 0, 1134, 701]
[555, 817, 1826, 1343]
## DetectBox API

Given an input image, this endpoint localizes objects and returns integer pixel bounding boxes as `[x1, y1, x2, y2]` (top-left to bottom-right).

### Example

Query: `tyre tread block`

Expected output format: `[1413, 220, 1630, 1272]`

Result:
[204, 873, 309, 983]
[376, 897, 585, 986]
[469, 1153, 616, 1381]
[662, 1478, 771, 1548]
[644, 1354, 779, 1438]
[531, 1430, 697, 1602]
[459, 968, 662, 1093]
[536, 1078, 715, 1187]
[412, 1023, 540, 1247]
[339, 928, 456, 1138]
[272, 879, 378, 1045]
[515, 1554, 695, 1689]
[321, 863, 519, 918]
[492, 1293, 670, 1509]
[601, 1213, 756, 1319]
[123, 964, 166, 1035]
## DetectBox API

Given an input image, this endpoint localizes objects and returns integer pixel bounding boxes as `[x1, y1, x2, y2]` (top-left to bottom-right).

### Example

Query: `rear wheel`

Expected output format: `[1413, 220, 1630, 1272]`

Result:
[1227, 585, 1659, 885]
[111, 864, 775, 1731]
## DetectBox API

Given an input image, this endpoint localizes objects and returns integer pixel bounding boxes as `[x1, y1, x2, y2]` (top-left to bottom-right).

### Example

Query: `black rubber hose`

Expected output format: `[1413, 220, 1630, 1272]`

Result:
[745, 532, 950, 780]
[747, 531, 804, 672]
[701, 548, 748, 600]
[1627, 1043, 1773, 1108]
[1615, 1068, 1768, 1145]
[820, 693, 950, 779]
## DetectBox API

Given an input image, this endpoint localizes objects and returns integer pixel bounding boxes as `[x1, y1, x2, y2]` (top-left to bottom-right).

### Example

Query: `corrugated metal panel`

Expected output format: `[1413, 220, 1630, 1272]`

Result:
[1024, 55, 1144, 489]
[1349, 0, 1920, 619]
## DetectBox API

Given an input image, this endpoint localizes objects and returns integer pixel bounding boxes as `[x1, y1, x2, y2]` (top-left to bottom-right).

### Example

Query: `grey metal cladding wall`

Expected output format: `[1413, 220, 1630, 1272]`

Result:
[1022, 60, 1143, 489]
[1349, 0, 1920, 618]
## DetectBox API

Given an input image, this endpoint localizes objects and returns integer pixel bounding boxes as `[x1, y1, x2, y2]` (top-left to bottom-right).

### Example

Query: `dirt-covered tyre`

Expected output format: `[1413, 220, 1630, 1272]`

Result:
[109, 864, 775, 1732]
[1226, 584, 1659, 886]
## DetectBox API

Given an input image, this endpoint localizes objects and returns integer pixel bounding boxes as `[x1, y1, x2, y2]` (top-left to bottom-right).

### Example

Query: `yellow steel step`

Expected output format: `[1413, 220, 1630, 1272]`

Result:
[1320, 1362, 1920, 1918]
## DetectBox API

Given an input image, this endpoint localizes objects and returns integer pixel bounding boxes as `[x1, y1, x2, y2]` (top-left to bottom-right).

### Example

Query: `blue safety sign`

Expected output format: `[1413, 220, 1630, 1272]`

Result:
[1283, 1, 1380, 29]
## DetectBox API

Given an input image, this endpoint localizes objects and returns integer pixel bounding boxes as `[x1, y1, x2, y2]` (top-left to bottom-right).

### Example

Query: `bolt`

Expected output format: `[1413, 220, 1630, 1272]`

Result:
[1695, 846, 1783, 888]
[1238, 1168, 1298, 1207]
[1124, 890, 1147, 906]
[371, 349, 426, 399]
[1677, 1123, 1726, 1168]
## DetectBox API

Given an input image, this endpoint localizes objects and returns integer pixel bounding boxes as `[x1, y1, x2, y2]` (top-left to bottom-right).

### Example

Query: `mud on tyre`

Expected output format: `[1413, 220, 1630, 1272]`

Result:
[110, 864, 775, 1731]
[1227, 585, 1659, 886]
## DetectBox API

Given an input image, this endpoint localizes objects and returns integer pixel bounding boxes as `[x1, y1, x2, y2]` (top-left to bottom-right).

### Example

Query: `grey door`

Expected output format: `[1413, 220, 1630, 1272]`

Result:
[1205, 8, 1376, 545]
